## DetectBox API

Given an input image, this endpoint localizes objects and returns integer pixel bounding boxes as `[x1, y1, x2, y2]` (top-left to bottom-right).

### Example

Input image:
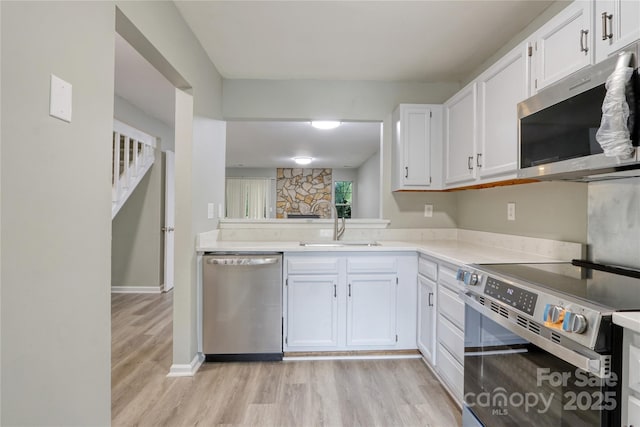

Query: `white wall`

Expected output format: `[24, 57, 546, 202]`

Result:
[222, 79, 461, 228]
[356, 151, 381, 219]
[1, 2, 113, 424]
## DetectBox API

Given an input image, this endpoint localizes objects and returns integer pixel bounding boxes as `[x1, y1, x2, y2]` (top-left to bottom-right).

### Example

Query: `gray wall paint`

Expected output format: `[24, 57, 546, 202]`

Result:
[112, 156, 164, 289]
[588, 178, 640, 268]
[1, 2, 113, 425]
[116, 1, 225, 368]
[112, 96, 169, 290]
[222, 79, 460, 227]
[357, 151, 381, 219]
[456, 182, 588, 243]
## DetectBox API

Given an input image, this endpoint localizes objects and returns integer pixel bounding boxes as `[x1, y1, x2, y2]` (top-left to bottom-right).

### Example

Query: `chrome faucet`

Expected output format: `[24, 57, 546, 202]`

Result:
[311, 200, 346, 240]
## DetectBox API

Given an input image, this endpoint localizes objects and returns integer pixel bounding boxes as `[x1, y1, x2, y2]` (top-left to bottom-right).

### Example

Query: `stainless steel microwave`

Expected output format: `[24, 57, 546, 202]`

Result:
[517, 42, 640, 181]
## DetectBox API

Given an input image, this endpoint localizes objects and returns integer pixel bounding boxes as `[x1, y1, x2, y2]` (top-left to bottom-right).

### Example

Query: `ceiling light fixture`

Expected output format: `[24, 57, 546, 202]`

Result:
[293, 156, 313, 165]
[311, 120, 341, 130]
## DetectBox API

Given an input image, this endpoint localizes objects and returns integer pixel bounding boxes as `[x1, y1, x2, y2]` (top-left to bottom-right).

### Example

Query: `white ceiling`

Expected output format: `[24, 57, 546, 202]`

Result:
[174, 0, 554, 82]
[115, 1, 554, 163]
[226, 121, 381, 168]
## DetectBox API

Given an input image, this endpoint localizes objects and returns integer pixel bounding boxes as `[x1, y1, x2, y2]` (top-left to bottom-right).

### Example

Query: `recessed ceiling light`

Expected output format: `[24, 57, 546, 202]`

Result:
[311, 120, 341, 130]
[293, 156, 313, 165]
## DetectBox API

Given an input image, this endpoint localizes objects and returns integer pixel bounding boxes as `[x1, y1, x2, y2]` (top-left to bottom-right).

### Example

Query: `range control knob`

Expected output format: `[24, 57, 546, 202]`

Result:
[563, 312, 588, 334]
[549, 305, 564, 323]
[468, 273, 480, 286]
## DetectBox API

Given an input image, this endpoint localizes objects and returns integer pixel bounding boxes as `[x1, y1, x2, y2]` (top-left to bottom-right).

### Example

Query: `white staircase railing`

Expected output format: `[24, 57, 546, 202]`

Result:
[112, 119, 156, 219]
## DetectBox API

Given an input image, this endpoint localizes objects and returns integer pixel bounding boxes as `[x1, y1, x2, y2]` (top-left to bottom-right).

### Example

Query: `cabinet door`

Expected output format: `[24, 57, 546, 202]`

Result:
[402, 105, 432, 187]
[445, 83, 477, 185]
[286, 275, 339, 348]
[478, 44, 529, 179]
[595, 0, 640, 63]
[346, 274, 397, 346]
[534, 1, 593, 91]
[418, 275, 436, 365]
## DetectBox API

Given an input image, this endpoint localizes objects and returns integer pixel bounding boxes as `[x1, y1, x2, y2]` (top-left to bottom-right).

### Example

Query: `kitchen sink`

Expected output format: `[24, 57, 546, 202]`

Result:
[299, 241, 381, 247]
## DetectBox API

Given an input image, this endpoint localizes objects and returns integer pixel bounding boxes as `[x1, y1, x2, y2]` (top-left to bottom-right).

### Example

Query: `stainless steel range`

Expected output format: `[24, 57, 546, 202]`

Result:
[457, 260, 640, 426]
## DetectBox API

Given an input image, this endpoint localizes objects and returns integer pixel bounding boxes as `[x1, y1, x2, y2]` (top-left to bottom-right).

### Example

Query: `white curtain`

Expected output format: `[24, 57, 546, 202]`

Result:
[225, 178, 270, 219]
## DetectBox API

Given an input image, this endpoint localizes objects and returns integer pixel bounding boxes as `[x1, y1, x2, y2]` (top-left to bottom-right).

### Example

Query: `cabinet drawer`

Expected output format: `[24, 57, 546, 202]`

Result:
[287, 257, 339, 274]
[418, 256, 438, 281]
[439, 266, 462, 292]
[437, 343, 464, 403]
[347, 257, 397, 274]
[629, 395, 640, 427]
[438, 285, 464, 330]
[438, 313, 464, 364]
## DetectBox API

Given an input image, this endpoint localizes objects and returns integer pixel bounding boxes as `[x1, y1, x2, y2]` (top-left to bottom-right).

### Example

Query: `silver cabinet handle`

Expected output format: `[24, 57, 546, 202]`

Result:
[467, 156, 474, 170]
[405, 166, 409, 178]
[602, 12, 613, 40]
[161, 227, 175, 232]
[476, 153, 482, 168]
[348, 283, 352, 297]
[428, 292, 433, 307]
[334, 284, 337, 298]
[580, 29, 589, 53]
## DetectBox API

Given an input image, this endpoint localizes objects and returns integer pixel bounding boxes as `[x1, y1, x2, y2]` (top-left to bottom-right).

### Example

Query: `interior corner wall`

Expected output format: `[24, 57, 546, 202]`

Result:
[1, 2, 113, 425]
[222, 79, 460, 228]
[115, 1, 225, 368]
[356, 151, 381, 219]
[111, 157, 164, 290]
[112, 96, 170, 291]
[456, 181, 588, 243]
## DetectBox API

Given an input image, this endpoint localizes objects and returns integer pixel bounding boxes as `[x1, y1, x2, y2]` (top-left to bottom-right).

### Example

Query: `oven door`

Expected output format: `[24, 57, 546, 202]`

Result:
[463, 300, 621, 427]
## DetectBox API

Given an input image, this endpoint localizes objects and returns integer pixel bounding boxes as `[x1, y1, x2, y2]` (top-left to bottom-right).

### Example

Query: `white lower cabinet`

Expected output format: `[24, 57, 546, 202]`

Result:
[623, 328, 640, 427]
[418, 275, 436, 364]
[284, 252, 417, 352]
[286, 275, 339, 348]
[347, 274, 397, 346]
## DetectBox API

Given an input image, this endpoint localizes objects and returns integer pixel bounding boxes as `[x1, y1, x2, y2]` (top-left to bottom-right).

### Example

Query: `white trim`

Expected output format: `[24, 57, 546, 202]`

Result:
[111, 286, 163, 294]
[167, 353, 205, 377]
[283, 354, 421, 361]
[218, 218, 390, 229]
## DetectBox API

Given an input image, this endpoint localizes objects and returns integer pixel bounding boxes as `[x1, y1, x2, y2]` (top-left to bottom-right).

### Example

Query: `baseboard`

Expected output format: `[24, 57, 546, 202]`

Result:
[111, 286, 163, 294]
[167, 353, 204, 377]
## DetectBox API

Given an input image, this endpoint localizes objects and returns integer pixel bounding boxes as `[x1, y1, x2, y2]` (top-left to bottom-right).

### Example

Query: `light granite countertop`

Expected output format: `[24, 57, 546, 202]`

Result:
[197, 238, 574, 267]
[613, 312, 640, 333]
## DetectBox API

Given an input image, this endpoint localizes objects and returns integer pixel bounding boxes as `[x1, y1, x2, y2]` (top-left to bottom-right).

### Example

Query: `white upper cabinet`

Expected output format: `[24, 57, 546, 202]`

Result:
[532, 0, 594, 91]
[391, 104, 443, 191]
[444, 83, 477, 186]
[477, 44, 530, 179]
[595, 0, 640, 63]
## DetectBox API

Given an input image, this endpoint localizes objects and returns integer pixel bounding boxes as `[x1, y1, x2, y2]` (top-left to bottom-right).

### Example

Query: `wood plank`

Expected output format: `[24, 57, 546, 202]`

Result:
[112, 293, 462, 426]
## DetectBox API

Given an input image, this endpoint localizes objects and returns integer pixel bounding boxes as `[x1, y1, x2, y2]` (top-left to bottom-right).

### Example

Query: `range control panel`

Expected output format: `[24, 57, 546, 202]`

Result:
[483, 276, 538, 315]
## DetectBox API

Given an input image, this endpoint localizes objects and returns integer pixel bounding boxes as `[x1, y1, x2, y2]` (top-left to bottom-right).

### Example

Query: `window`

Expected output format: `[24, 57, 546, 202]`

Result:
[334, 181, 352, 219]
[225, 178, 271, 219]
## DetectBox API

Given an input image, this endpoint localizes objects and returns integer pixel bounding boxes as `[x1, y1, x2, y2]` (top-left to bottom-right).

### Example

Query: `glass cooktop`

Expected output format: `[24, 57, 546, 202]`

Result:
[476, 261, 640, 311]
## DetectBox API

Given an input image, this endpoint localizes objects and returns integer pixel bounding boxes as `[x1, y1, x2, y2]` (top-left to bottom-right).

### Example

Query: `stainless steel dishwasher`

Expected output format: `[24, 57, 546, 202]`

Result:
[202, 252, 283, 361]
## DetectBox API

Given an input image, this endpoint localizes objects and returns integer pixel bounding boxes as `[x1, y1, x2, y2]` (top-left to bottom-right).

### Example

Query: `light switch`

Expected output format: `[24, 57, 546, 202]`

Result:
[507, 202, 516, 221]
[207, 203, 214, 219]
[49, 74, 72, 122]
[218, 204, 224, 218]
[424, 204, 433, 218]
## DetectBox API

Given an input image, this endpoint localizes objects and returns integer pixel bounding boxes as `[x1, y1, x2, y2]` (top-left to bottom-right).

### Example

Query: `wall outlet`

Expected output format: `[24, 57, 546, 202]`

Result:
[424, 204, 433, 218]
[507, 202, 516, 221]
[49, 74, 72, 122]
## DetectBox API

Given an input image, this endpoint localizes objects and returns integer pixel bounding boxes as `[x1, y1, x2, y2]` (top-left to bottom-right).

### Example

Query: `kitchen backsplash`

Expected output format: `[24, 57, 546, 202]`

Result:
[588, 177, 640, 269]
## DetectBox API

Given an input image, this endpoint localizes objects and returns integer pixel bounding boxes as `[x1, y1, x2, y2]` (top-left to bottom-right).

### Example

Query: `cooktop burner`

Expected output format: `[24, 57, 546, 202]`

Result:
[477, 260, 640, 312]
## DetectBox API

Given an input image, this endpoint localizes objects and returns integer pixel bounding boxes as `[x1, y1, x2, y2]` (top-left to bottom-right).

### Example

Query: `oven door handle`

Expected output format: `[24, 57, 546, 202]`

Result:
[461, 291, 610, 379]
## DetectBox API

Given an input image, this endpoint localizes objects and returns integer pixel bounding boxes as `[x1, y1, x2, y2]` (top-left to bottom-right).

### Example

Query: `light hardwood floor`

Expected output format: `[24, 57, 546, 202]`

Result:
[112, 292, 462, 427]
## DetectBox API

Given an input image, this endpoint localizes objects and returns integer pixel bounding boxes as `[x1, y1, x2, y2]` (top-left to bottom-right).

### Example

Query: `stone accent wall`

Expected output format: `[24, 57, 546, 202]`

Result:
[276, 168, 332, 218]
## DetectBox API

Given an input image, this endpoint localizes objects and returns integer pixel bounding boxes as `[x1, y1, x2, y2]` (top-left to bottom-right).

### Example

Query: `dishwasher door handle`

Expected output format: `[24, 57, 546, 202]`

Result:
[206, 257, 280, 266]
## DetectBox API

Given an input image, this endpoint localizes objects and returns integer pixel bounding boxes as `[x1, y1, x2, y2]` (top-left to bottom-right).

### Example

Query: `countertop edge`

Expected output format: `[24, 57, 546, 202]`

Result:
[613, 312, 640, 333]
